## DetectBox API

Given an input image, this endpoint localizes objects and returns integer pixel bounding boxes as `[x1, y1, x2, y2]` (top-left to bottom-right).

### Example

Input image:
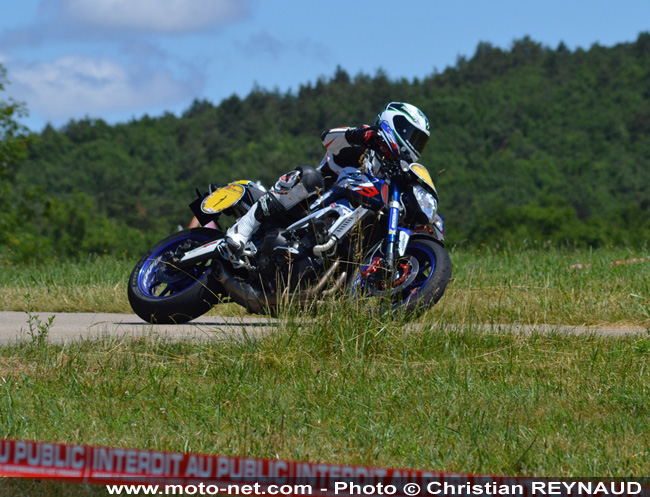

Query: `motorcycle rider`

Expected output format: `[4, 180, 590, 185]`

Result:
[224, 102, 431, 259]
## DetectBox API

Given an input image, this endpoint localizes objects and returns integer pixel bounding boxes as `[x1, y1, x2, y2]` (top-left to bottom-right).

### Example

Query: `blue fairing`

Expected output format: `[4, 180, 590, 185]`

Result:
[327, 167, 385, 210]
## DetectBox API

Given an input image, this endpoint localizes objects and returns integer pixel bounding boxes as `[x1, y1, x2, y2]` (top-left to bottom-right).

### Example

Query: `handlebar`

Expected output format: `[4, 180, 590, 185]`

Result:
[361, 149, 412, 181]
[380, 156, 411, 180]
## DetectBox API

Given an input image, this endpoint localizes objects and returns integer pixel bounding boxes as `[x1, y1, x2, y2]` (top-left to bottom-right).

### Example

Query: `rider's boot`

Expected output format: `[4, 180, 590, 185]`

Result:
[225, 193, 286, 258]
[225, 203, 261, 255]
[224, 167, 323, 259]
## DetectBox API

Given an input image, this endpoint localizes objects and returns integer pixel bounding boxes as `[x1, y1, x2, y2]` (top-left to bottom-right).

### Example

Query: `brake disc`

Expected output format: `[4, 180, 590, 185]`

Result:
[366, 255, 419, 297]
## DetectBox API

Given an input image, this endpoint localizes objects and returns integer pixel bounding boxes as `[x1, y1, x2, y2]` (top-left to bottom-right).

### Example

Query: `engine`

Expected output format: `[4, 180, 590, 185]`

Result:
[254, 224, 326, 291]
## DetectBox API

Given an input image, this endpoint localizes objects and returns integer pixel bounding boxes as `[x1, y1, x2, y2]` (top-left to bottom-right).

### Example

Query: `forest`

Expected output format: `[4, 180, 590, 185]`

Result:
[1, 34, 650, 262]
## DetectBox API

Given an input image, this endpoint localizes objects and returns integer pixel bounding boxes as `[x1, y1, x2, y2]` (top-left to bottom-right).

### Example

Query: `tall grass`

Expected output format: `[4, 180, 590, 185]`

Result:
[433, 246, 650, 327]
[0, 255, 133, 313]
[0, 297, 649, 477]
[1, 247, 647, 326]
[0, 248, 649, 478]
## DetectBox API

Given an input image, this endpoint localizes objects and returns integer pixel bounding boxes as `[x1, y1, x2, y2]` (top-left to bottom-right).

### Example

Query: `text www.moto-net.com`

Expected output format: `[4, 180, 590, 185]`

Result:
[105, 483, 314, 495]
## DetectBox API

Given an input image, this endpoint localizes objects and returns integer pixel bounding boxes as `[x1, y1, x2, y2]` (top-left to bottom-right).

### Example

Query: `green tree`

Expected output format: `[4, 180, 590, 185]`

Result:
[0, 64, 31, 257]
[13, 35, 650, 251]
[0, 65, 28, 181]
[0, 65, 151, 262]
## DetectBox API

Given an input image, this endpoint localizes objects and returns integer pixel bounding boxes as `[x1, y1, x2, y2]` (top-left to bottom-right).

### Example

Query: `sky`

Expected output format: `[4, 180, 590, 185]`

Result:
[1, 0, 649, 133]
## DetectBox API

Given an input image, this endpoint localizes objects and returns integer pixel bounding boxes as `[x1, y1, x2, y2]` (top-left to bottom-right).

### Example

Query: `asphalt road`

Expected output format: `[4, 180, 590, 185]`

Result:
[0, 312, 276, 345]
[0, 312, 646, 345]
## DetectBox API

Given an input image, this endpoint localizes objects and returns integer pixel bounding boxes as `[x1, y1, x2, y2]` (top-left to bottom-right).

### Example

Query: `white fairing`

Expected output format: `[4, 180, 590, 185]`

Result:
[179, 240, 220, 263]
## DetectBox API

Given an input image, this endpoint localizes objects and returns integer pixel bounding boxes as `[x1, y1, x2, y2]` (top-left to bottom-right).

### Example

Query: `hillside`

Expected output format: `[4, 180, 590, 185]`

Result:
[7, 34, 650, 260]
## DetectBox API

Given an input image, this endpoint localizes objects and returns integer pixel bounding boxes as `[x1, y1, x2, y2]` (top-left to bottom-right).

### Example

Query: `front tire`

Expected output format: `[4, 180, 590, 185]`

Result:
[351, 237, 452, 315]
[127, 228, 223, 324]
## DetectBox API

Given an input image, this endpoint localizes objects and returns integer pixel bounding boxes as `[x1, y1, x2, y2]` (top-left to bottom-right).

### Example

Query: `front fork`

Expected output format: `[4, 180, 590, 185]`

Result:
[385, 182, 401, 270]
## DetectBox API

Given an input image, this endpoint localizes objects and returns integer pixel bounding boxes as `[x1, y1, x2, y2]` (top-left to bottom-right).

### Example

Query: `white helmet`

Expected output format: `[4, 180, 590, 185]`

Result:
[376, 102, 430, 161]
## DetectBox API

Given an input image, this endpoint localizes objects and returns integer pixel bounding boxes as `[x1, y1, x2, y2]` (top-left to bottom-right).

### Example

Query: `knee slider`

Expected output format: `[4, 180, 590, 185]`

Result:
[295, 166, 325, 198]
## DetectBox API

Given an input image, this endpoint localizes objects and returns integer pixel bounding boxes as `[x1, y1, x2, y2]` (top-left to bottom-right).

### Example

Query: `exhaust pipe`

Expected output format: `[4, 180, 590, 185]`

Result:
[212, 260, 272, 314]
[213, 259, 344, 314]
[313, 236, 337, 257]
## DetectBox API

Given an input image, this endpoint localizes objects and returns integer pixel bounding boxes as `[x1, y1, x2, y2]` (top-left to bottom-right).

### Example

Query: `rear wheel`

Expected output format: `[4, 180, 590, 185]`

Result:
[127, 228, 223, 324]
[351, 237, 452, 314]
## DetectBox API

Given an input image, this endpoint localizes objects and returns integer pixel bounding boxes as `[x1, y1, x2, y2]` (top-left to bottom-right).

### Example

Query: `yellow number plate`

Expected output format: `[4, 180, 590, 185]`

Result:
[409, 163, 436, 191]
[200, 184, 246, 214]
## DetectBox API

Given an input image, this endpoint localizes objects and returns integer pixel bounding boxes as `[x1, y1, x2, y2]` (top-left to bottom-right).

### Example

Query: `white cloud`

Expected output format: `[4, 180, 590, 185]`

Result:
[4, 54, 201, 124]
[0, 0, 253, 128]
[238, 31, 330, 62]
[62, 0, 249, 34]
[0, 0, 252, 49]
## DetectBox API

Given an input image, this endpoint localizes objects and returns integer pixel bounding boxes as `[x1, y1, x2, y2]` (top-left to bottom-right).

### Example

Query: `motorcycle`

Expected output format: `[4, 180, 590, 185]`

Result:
[127, 122, 452, 324]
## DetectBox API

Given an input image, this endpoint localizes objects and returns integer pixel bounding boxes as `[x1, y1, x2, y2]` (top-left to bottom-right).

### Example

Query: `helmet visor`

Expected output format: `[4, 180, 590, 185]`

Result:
[393, 115, 429, 157]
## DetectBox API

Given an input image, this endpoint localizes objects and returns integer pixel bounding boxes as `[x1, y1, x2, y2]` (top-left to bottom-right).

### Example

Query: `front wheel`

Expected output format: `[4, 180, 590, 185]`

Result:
[127, 228, 223, 324]
[351, 237, 452, 315]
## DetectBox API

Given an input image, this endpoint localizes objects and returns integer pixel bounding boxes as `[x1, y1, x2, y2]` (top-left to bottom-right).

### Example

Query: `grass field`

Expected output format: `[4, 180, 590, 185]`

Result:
[1, 308, 649, 479]
[1, 247, 648, 326]
[0, 247, 649, 485]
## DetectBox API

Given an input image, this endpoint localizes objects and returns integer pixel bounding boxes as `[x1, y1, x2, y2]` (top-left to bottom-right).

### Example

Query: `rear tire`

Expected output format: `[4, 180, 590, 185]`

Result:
[127, 228, 223, 324]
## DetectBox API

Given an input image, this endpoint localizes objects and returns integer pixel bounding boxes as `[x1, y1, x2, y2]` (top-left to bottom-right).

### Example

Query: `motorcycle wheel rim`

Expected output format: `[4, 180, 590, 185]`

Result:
[397, 242, 436, 305]
[137, 233, 215, 299]
[355, 240, 437, 308]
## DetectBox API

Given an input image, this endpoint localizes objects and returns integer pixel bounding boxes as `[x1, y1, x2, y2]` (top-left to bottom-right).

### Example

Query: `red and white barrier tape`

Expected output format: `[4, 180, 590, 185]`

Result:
[0, 439, 648, 495]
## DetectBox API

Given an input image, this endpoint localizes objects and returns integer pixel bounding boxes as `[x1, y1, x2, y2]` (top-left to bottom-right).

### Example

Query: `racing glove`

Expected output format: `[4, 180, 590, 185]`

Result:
[346, 126, 393, 158]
